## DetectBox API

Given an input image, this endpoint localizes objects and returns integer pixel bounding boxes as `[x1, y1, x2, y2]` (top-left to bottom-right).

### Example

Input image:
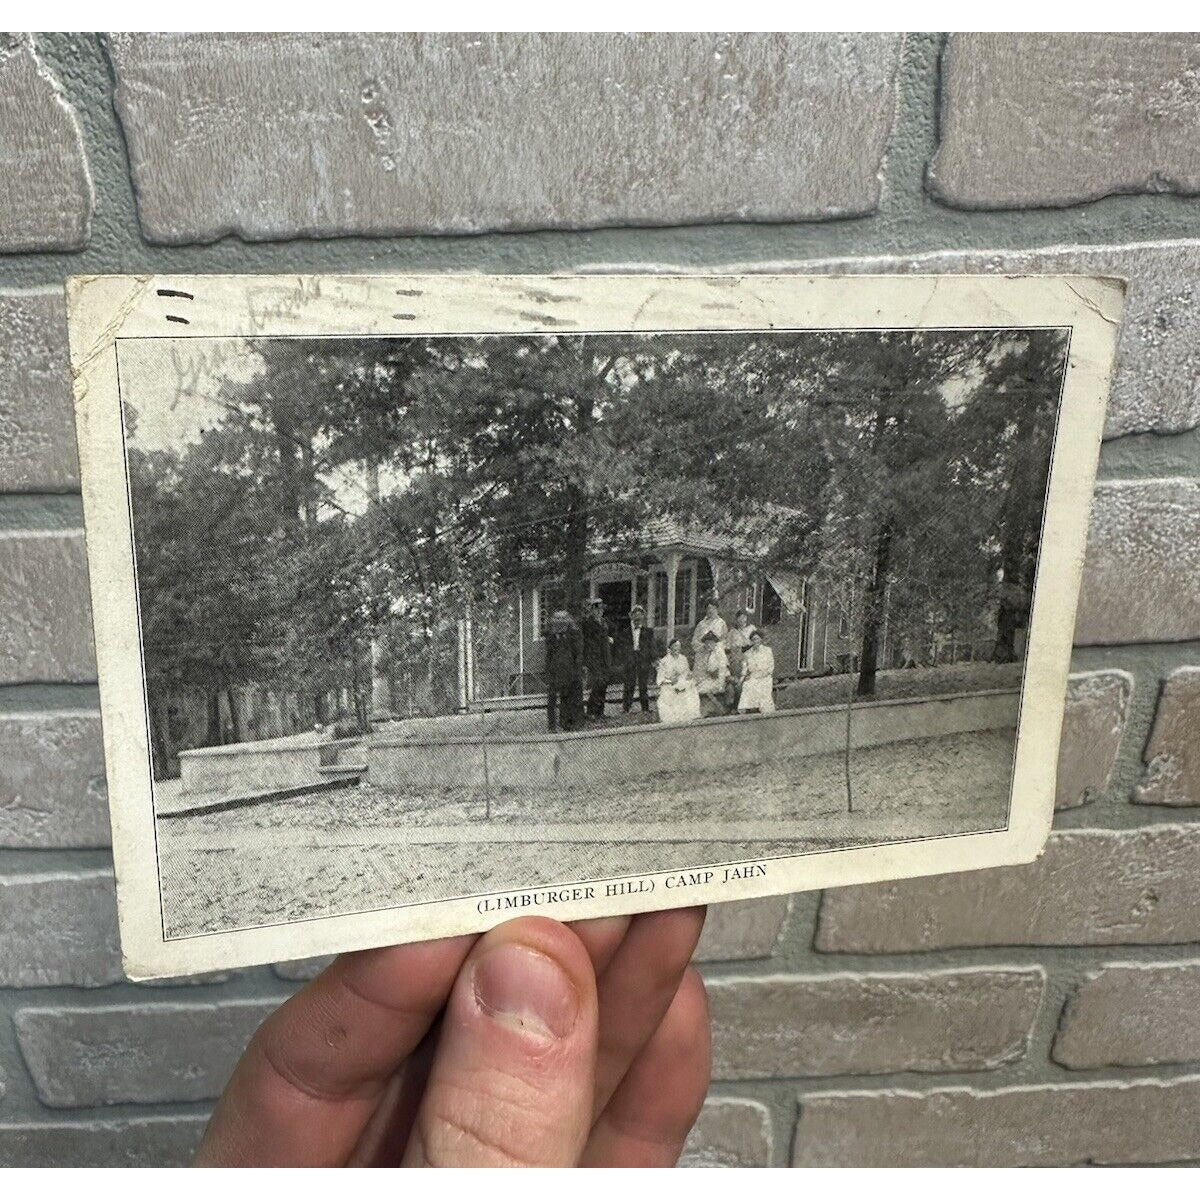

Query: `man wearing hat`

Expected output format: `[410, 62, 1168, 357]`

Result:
[617, 603, 659, 715]
[580, 596, 613, 719]
[543, 609, 583, 732]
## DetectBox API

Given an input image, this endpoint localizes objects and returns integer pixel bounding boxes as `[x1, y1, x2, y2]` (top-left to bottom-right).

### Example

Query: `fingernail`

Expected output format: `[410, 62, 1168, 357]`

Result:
[473, 943, 580, 1041]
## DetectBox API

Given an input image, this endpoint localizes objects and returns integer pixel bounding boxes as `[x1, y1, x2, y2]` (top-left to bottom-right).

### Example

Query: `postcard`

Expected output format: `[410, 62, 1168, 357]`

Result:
[65, 272, 1122, 978]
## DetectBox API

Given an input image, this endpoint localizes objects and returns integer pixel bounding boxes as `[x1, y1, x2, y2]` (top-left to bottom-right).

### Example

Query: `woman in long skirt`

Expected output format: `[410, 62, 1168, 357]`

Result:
[655, 637, 702, 724]
[694, 629, 731, 714]
[737, 629, 776, 714]
[725, 608, 756, 707]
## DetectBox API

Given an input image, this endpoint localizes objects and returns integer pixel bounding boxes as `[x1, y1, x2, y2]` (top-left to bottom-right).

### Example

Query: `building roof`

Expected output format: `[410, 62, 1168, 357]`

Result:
[593, 509, 796, 563]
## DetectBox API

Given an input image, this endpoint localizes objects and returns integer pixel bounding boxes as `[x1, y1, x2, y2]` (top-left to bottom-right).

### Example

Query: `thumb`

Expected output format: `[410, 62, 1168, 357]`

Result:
[403, 918, 598, 1167]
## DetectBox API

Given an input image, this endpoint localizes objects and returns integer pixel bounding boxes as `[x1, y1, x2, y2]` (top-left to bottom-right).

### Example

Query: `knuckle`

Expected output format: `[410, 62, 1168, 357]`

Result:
[419, 1067, 581, 1167]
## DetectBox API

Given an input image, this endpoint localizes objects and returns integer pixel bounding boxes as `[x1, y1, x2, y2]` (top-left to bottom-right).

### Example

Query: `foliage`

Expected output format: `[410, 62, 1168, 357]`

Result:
[129, 325, 1069, 756]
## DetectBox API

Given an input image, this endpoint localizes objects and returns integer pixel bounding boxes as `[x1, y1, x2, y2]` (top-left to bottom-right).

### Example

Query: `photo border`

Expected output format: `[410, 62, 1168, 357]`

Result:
[67, 274, 1122, 978]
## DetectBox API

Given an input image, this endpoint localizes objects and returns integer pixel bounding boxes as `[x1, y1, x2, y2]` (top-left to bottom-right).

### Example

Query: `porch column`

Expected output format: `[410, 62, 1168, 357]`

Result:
[664, 551, 681, 642]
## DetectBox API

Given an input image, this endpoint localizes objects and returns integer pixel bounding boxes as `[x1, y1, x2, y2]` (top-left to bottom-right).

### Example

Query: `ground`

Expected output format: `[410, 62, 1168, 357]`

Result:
[156, 725, 1015, 938]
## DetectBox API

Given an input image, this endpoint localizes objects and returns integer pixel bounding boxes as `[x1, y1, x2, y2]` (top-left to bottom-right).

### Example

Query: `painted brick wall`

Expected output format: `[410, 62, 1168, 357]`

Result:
[1, 33, 1198, 1167]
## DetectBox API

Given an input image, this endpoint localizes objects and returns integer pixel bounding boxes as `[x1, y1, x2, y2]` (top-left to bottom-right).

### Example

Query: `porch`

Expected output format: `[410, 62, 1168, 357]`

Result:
[494, 545, 814, 707]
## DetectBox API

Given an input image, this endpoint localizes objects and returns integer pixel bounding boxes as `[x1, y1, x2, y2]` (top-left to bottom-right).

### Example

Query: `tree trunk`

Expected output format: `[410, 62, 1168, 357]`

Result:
[205, 691, 223, 746]
[299, 439, 318, 524]
[856, 517, 894, 698]
[989, 391, 1052, 663]
[992, 543, 1022, 664]
[270, 406, 303, 522]
[563, 394, 595, 609]
[224, 687, 243, 743]
[149, 698, 172, 780]
[564, 494, 590, 611]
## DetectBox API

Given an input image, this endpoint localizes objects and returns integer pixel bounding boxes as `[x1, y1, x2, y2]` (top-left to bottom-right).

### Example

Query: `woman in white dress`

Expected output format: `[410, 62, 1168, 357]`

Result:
[692, 598, 728, 653]
[655, 637, 702, 724]
[725, 607, 756, 707]
[737, 629, 776, 714]
[694, 629, 730, 714]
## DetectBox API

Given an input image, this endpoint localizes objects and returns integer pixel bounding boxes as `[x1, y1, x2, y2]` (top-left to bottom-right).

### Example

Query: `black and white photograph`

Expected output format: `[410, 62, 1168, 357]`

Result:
[68, 273, 1119, 975]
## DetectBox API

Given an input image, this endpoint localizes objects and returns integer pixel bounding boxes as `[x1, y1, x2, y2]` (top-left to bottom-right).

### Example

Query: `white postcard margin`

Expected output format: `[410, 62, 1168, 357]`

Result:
[66, 273, 1123, 979]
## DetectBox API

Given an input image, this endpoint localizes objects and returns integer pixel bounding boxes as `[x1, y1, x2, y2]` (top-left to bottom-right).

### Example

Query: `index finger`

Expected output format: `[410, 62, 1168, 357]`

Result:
[195, 934, 476, 1167]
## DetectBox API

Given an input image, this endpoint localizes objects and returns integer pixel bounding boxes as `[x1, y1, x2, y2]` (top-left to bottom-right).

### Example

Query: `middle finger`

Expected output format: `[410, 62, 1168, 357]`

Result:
[591, 905, 706, 1115]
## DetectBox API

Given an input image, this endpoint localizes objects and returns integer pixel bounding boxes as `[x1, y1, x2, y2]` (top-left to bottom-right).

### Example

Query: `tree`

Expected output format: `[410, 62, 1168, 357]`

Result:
[129, 323, 1070, 757]
[954, 331, 1069, 661]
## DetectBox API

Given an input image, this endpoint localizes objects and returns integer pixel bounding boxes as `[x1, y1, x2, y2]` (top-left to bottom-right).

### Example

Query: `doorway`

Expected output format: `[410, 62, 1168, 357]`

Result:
[596, 578, 633, 624]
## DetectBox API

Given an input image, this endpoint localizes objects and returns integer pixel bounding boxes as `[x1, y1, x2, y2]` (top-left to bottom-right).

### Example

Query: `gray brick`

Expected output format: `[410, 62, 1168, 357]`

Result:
[107, 33, 901, 243]
[1056, 670, 1133, 809]
[816, 826, 1200, 952]
[273, 955, 333, 982]
[0, 531, 96, 683]
[0, 35, 92, 250]
[0, 712, 109, 847]
[681, 1099, 773, 1168]
[793, 1076, 1200, 1166]
[15, 999, 275, 1106]
[695, 895, 790, 962]
[1076, 480, 1200, 645]
[0, 1116, 206, 1167]
[1135, 666, 1200, 807]
[931, 34, 1200, 210]
[708, 968, 1042, 1080]
[0, 870, 121, 987]
[0, 291, 78, 491]
[1054, 961, 1200, 1069]
[135, 970, 235, 988]
[593, 241, 1200, 437]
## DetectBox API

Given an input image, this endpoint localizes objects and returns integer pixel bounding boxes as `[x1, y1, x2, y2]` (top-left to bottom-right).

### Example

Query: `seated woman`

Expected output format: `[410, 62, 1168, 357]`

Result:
[655, 637, 703, 725]
[694, 629, 731, 715]
[737, 629, 776, 714]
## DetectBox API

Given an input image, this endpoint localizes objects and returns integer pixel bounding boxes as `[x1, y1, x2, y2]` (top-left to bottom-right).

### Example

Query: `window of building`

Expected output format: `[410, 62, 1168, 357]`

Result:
[696, 558, 714, 608]
[652, 569, 669, 627]
[651, 564, 695, 628]
[674, 565, 694, 628]
[743, 581, 758, 618]
[761, 578, 783, 626]
[536, 583, 565, 639]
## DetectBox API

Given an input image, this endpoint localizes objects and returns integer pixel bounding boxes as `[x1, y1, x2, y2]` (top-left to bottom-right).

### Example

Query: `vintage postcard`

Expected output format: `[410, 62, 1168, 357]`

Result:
[66, 273, 1122, 978]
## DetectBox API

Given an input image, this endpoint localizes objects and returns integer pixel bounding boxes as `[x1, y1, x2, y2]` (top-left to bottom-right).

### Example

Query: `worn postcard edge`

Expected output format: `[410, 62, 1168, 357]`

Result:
[65, 272, 1124, 979]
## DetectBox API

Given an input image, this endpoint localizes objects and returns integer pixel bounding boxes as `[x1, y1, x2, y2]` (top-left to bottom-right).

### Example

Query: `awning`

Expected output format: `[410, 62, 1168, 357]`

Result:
[765, 570, 807, 614]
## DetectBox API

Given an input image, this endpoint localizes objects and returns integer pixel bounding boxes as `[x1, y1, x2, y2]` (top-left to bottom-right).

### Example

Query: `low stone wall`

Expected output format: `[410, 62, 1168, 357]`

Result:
[366, 688, 1020, 792]
[177, 733, 323, 797]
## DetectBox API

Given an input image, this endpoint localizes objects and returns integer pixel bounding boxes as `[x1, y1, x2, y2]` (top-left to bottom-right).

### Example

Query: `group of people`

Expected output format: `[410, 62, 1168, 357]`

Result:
[543, 596, 776, 733]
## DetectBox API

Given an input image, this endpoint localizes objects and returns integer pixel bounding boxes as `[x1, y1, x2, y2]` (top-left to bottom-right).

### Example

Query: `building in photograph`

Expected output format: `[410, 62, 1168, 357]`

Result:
[457, 512, 1018, 709]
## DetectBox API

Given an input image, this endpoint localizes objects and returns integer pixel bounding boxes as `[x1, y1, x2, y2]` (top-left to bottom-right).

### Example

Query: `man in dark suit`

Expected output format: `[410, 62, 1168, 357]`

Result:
[617, 603, 659, 715]
[580, 597, 613, 719]
[543, 609, 583, 732]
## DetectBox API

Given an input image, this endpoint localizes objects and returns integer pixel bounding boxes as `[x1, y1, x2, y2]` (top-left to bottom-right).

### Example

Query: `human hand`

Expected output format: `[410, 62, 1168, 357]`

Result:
[194, 909, 710, 1167]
